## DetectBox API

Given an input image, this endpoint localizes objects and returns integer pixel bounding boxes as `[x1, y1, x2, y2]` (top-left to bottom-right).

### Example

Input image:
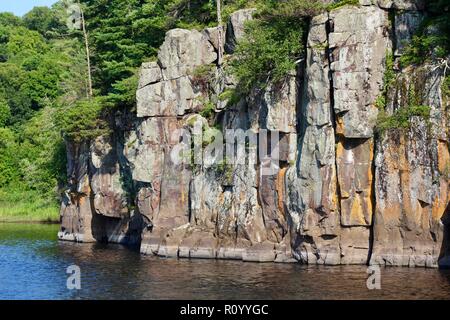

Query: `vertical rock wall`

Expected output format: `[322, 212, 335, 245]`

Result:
[371, 65, 450, 267]
[58, 134, 143, 245]
[286, 4, 390, 265]
[59, 2, 450, 268]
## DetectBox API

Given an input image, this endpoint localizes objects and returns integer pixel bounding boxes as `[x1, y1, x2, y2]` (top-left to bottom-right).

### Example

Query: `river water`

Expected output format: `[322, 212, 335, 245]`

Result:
[0, 223, 449, 300]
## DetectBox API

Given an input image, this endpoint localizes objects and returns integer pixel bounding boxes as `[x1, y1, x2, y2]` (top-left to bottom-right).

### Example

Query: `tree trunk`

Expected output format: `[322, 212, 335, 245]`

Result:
[217, 0, 223, 66]
[79, 3, 93, 98]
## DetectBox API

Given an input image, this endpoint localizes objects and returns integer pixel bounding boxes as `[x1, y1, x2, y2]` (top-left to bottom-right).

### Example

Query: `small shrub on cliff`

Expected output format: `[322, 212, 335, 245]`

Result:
[54, 97, 110, 143]
[107, 73, 139, 108]
[229, 0, 357, 96]
[376, 105, 431, 134]
[230, 13, 307, 94]
[199, 99, 216, 119]
[376, 73, 432, 134]
[400, 33, 448, 67]
[375, 52, 395, 110]
[400, 1, 450, 68]
[218, 88, 241, 106]
[191, 64, 215, 93]
[214, 157, 234, 185]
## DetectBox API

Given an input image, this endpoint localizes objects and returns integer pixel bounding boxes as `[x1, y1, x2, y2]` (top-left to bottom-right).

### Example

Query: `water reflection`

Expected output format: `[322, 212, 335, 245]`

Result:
[0, 223, 449, 300]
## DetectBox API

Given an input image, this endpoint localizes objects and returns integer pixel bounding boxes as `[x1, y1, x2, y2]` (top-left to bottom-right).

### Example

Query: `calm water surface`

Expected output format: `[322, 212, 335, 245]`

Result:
[0, 223, 449, 300]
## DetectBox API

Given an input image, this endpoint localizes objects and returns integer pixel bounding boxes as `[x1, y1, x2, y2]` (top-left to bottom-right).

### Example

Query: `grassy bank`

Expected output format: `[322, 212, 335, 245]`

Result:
[0, 189, 60, 223]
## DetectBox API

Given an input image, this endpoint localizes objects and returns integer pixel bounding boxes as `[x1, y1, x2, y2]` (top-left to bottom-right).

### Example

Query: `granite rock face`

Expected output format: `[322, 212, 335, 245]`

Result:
[225, 8, 257, 54]
[58, 136, 143, 245]
[286, 5, 389, 265]
[59, 3, 450, 268]
[59, 141, 95, 243]
[286, 13, 341, 265]
[394, 11, 424, 56]
[371, 65, 450, 267]
[329, 5, 389, 138]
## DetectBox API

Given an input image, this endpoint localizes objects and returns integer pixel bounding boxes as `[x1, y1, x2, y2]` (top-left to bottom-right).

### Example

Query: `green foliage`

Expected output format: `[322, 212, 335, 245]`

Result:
[0, 13, 23, 27]
[231, 11, 307, 94]
[200, 100, 216, 119]
[375, 52, 395, 110]
[383, 52, 396, 91]
[192, 64, 215, 79]
[376, 105, 431, 133]
[0, 96, 10, 126]
[375, 0, 448, 134]
[376, 74, 432, 133]
[214, 157, 234, 185]
[202, 125, 221, 147]
[23, 6, 66, 38]
[191, 64, 215, 93]
[376, 50, 434, 134]
[326, 0, 359, 10]
[0, 128, 19, 188]
[0, 188, 59, 222]
[0, 22, 80, 125]
[400, 33, 448, 67]
[222, 0, 262, 21]
[107, 73, 139, 107]
[19, 106, 67, 197]
[427, 0, 450, 35]
[82, 0, 177, 97]
[54, 97, 109, 143]
[218, 88, 241, 105]
[400, 0, 449, 67]
[228, 0, 357, 97]
[1, 26, 48, 59]
[0, 105, 67, 201]
[0, 6, 84, 210]
[443, 75, 450, 99]
[256, 0, 322, 18]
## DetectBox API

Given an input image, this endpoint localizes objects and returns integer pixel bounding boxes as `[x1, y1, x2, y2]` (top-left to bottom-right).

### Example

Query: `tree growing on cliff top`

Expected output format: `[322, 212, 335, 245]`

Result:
[229, 0, 327, 94]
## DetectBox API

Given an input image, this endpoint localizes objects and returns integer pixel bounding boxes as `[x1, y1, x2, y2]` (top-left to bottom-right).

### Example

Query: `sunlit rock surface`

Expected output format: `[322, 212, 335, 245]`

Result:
[59, 3, 450, 268]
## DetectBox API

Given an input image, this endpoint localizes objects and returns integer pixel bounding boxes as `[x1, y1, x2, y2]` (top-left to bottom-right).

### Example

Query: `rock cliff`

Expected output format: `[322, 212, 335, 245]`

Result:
[58, 1, 450, 268]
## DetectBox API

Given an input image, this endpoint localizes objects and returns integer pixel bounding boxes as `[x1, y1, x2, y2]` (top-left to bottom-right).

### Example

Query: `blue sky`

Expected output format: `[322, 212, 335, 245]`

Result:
[0, 1, 58, 17]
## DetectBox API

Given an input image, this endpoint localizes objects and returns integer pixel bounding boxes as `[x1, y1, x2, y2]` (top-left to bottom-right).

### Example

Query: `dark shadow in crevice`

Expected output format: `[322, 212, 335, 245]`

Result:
[438, 201, 450, 269]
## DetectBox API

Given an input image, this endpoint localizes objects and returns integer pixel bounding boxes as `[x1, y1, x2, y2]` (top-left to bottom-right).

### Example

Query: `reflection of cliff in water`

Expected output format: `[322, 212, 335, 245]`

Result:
[1, 223, 450, 299]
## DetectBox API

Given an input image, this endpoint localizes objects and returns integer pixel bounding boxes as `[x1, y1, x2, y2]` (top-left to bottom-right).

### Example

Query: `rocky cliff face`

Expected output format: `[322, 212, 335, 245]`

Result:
[58, 1, 450, 268]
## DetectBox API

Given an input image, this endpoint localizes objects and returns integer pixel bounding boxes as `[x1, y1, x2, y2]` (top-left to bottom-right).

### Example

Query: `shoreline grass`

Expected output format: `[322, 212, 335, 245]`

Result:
[0, 189, 60, 223]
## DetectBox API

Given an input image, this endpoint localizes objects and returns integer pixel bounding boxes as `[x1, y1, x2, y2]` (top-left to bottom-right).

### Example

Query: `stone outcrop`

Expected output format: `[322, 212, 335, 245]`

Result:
[225, 8, 257, 54]
[59, 3, 450, 268]
[58, 135, 143, 245]
[371, 65, 450, 267]
[286, 4, 390, 265]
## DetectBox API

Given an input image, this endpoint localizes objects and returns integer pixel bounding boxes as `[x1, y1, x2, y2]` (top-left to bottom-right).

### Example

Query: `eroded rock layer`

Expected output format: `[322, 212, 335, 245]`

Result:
[59, 2, 450, 268]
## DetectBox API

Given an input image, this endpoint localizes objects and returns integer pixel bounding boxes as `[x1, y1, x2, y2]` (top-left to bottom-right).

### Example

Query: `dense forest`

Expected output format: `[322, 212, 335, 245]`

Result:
[0, 0, 448, 221]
